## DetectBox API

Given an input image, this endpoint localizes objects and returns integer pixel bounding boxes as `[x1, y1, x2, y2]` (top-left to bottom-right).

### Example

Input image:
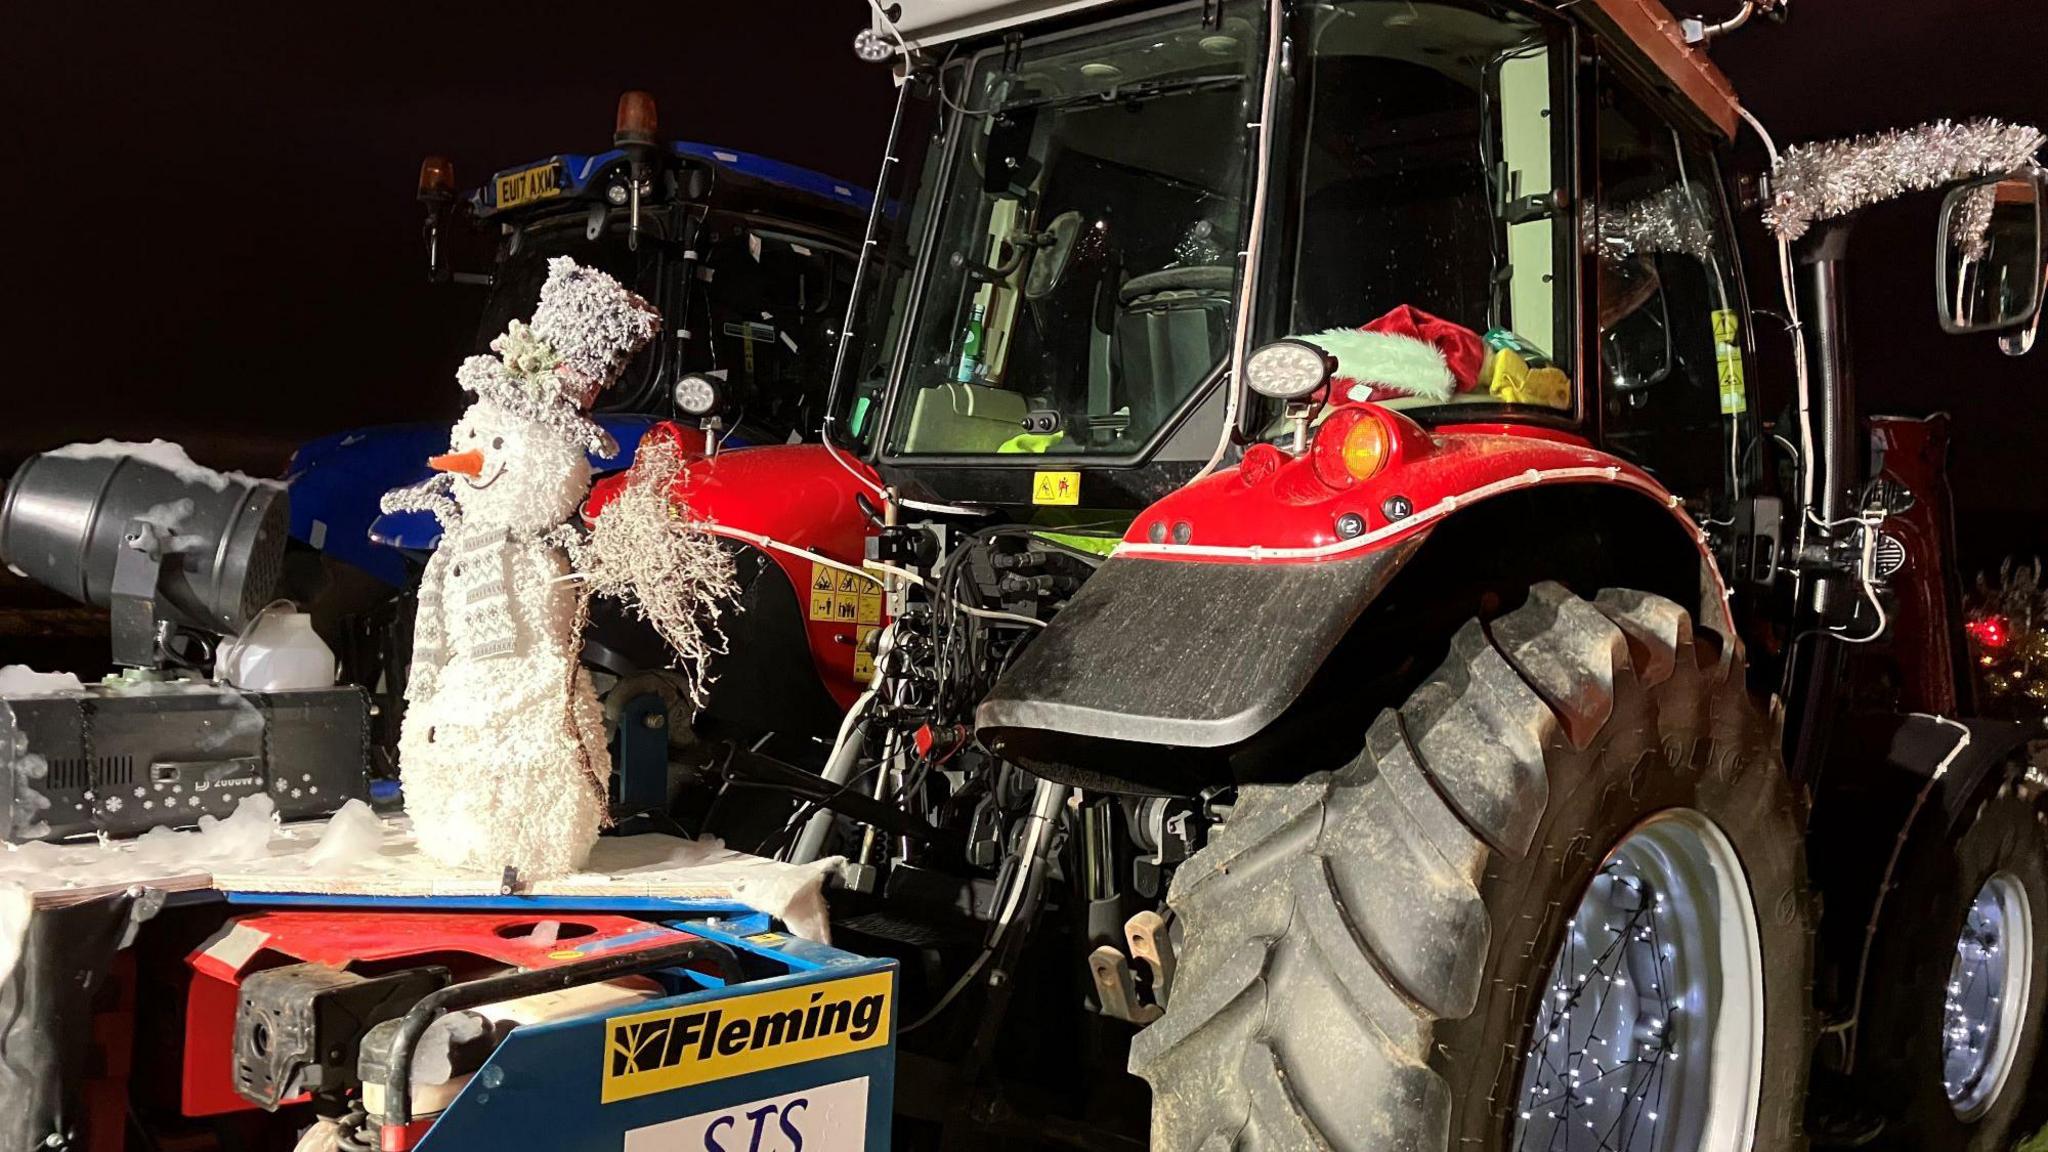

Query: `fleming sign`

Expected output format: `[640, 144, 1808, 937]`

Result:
[602, 973, 893, 1103]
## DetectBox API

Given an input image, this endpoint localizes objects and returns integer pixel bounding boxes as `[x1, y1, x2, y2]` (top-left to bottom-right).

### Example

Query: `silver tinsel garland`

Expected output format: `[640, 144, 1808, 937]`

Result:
[1765, 118, 2043, 241]
[1593, 183, 1719, 265]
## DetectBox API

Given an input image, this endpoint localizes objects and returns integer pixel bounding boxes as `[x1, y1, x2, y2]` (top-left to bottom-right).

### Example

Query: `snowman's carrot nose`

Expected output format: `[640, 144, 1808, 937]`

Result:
[428, 449, 485, 476]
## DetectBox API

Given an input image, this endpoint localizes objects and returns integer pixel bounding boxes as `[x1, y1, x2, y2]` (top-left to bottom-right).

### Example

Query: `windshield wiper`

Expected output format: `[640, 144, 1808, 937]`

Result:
[986, 70, 1249, 116]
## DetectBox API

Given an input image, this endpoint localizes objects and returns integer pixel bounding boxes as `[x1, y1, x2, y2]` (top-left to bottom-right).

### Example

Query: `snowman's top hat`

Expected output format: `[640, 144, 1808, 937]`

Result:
[455, 257, 662, 453]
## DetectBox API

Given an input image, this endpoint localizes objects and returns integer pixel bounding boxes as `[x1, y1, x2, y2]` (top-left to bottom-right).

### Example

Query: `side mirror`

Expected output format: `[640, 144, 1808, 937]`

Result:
[1023, 211, 1084, 300]
[1936, 169, 2046, 336]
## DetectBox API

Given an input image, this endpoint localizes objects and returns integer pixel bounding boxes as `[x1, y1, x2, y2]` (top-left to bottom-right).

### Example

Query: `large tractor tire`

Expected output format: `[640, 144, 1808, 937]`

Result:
[1133, 583, 1814, 1151]
[1859, 768, 2048, 1150]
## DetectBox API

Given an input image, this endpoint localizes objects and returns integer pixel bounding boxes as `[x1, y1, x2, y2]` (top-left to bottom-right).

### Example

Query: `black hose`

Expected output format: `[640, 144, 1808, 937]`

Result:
[379, 937, 742, 1142]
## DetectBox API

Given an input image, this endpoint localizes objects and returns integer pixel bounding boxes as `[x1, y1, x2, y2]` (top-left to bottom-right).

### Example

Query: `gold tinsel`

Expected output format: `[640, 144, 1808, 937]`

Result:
[1965, 559, 2048, 716]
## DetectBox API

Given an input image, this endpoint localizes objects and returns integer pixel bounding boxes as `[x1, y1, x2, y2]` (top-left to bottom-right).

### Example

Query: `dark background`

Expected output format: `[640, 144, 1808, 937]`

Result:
[0, 0, 2043, 662]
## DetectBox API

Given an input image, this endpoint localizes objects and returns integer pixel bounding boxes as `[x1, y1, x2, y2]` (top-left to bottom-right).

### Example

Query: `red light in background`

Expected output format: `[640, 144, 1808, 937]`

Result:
[1967, 615, 2011, 650]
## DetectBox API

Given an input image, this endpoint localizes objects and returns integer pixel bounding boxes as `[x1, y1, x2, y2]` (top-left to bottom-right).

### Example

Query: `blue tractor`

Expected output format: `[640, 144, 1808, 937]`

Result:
[284, 93, 874, 772]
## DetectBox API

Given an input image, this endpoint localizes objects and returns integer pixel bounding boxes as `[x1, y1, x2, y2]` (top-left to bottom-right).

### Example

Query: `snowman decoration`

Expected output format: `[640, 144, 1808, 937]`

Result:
[382, 257, 660, 878]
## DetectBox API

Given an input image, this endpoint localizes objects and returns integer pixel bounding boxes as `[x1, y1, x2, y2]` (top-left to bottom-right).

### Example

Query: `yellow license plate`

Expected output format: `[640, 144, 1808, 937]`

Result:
[495, 162, 562, 210]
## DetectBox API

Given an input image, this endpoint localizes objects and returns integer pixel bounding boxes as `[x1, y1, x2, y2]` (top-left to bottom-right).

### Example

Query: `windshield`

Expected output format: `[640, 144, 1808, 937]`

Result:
[878, 7, 1265, 458]
[1276, 1, 1571, 420]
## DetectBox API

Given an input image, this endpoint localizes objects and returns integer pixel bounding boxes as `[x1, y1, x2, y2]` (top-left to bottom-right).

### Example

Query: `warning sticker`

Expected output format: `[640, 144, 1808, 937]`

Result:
[853, 624, 880, 682]
[1712, 309, 1747, 416]
[602, 971, 892, 1103]
[807, 563, 883, 624]
[1032, 471, 1080, 506]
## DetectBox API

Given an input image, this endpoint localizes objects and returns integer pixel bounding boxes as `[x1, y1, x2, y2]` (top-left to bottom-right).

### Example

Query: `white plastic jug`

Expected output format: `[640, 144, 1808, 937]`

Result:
[215, 608, 336, 691]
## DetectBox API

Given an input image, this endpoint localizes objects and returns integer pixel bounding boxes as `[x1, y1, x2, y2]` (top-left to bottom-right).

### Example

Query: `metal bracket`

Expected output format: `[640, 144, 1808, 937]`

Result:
[110, 519, 168, 668]
[1088, 946, 1161, 1024]
[1126, 910, 1175, 1009]
[1087, 911, 1178, 1023]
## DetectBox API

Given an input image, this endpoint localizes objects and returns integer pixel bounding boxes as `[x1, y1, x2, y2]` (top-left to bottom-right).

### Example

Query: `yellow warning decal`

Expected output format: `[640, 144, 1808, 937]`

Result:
[1712, 309, 1747, 415]
[853, 624, 880, 682]
[602, 971, 892, 1103]
[807, 562, 883, 623]
[1032, 471, 1080, 506]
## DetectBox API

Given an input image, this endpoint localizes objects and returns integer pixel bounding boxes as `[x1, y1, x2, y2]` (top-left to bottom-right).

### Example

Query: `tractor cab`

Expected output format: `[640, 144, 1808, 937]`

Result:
[435, 99, 873, 444]
[831, 0, 1761, 521]
[290, 94, 876, 591]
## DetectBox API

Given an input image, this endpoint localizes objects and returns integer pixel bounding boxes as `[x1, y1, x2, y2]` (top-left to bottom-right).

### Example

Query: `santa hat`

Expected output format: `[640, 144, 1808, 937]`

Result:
[1300, 304, 1485, 404]
[456, 257, 662, 453]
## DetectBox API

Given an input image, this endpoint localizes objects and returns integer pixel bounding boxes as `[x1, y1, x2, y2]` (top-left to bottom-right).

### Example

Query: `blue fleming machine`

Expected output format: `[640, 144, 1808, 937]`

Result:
[179, 893, 896, 1152]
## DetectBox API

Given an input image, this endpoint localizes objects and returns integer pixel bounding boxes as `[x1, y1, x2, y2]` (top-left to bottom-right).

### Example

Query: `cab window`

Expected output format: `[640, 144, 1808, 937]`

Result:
[1592, 74, 1753, 513]
[1281, 1, 1570, 416]
[696, 220, 847, 443]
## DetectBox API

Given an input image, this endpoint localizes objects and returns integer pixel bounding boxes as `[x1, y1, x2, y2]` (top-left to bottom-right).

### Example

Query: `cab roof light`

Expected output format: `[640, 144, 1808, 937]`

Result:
[417, 155, 456, 203]
[615, 91, 659, 149]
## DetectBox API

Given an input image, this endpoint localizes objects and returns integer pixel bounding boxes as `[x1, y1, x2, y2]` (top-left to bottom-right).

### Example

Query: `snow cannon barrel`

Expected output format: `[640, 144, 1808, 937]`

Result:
[0, 443, 290, 652]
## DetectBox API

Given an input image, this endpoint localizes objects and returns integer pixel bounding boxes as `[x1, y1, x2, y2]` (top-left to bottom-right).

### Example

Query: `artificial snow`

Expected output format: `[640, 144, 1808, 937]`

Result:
[209, 820, 845, 943]
[0, 666, 85, 697]
[45, 438, 283, 491]
[0, 793, 282, 983]
[3, 697, 53, 842]
[303, 798, 384, 874]
[412, 1010, 489, 1086]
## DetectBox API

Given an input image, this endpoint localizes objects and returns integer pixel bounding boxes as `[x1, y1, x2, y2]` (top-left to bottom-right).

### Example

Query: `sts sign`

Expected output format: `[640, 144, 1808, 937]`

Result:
[622, 1077, 868, 1152]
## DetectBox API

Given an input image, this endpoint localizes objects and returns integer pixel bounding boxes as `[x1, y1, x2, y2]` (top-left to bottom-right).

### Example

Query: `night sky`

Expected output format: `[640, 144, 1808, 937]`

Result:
[1, 1, 2043, 573]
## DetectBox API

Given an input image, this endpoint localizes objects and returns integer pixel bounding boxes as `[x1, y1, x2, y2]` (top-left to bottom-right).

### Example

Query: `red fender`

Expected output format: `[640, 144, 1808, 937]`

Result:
[587, 425, 881, 710]
[1115, 407, 1731, 634]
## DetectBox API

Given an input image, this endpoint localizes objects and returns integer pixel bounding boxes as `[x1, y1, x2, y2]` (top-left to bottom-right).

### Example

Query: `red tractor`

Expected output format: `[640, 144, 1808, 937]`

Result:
[593, 0, 2048, 1147]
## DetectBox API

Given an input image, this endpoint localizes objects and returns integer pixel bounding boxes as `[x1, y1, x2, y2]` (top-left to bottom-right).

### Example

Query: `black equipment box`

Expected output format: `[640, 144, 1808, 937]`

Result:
[5, 684, 369, 843]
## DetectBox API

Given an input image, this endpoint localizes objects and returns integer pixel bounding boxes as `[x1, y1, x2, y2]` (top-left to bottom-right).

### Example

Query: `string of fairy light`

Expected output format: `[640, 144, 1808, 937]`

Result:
[1517, 863, 1682, 1151]
[1942, 884, 2011, 1105]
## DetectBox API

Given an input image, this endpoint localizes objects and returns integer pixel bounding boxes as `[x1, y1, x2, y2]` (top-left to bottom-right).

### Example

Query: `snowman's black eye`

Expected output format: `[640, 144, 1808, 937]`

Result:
[492, 437, 504, 450]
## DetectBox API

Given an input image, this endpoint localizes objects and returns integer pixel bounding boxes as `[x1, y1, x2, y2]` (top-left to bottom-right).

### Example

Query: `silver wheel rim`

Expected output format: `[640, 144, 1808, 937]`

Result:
[1510, 810, 1765, 1152]
[1945, 871, 2034, 1120]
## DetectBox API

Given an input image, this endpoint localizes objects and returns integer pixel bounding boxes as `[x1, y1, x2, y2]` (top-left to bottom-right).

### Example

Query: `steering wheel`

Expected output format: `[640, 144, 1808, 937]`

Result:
[1118, 264, 1236, 306]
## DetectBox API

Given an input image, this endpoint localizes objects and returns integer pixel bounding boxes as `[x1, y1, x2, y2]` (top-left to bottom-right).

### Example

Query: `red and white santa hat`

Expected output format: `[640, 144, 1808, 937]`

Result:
[1300, 304, 1486, 405]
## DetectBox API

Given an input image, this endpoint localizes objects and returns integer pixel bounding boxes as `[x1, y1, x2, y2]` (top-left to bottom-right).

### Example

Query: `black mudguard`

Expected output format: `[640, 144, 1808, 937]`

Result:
[976, 541, 1419, 792]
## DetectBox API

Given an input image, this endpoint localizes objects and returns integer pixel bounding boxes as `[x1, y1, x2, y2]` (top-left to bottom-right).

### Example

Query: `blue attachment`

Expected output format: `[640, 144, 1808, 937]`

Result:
[202, 888, 892, 1148]
[413, 957, 898, 1152]
[284, 414, 660, 586]
[614, 690, 673, 815]
[470, 141, 875, 219]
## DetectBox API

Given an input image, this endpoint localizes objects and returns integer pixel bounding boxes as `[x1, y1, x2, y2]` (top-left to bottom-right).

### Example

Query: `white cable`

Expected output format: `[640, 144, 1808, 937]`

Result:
[1193, 0, 1287, 483]
[1737, 105, 1818, 609]
[790, 687, 880, 865]
[1840, 713, 1972, 1069]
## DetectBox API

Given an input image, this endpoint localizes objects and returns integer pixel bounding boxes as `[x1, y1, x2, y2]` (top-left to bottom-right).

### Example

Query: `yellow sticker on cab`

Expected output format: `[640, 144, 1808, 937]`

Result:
[1032, 471, 1080, 506]
[602, 971, 893, 1103]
